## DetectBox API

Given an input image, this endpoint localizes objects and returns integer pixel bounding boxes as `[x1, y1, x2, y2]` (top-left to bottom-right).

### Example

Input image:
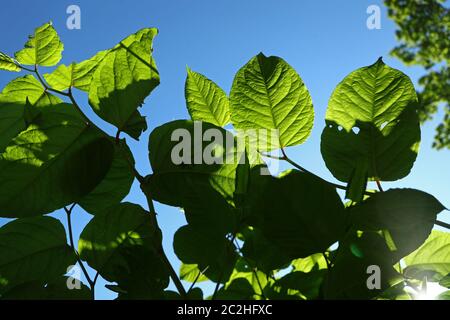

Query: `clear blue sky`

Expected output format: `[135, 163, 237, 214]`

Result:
[0, 0, 448, 299]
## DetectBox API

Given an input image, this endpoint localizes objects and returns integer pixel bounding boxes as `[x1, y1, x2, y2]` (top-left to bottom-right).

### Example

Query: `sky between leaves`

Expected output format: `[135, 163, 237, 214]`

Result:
[0, 0, 449, 299]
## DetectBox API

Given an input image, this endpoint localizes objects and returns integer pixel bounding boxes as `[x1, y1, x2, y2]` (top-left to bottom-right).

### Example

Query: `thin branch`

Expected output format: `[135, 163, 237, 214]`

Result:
[187, 266, 209, 294]
[436, 220, 450, 230]
[33, 65, 70, 96]
[161, 250, 188, 299]
[261, 149, 369, 194]
[233, 239, 266, 299]
[64, 205, 95, 299]
[375, 179, 384, 192]
[142, 187, 188, 299]
[212, 276, 223, 300]
[67, 87, 96, 127]
[18, 65, 35, 73]
[212, 233, 237, 300]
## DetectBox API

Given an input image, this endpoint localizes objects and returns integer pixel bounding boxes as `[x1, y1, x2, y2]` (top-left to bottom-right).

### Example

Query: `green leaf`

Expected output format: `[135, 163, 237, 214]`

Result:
[241, 227, 290, 273]
[87, 28, 159, 140]
[292, 253, 328, 273]
[1, 277, 91, 300]
[185, 68, 230, 126]
[321, 58, 420, 185]
[254, 170, 346, 260]
[69, 50, 110, 92]
[146, 120, 239, 236]
[350, 189, 445, 260]
[148, 120, 237, 205]
[438, 290, 450, 300]
[439, 274, 450, 288]
[345, 157, 369, 202]
[225, 258, 267, 298]
[78, 141, 135, 215]
[0, 75, 48, 152]
[0, 216, 76, 295]
[0, 75, 45, 103]
[173, 225, 237, 283]
[265, 270, 326, 300]
[15, 22, 63, 66]
[230, 53, 314, 150]
[215, 278, 255, 300]
[120, 110, 148, 140]
[78, 203, 169, 299]
[43, 64, 74, 91]
[179, 263, 209, 283]
[324, 231, 402, 299]
[0, 52, 21, 72]
[404, 230, 450, 281]
[0, 99, 114, 217]
[375, 282, 412, 300]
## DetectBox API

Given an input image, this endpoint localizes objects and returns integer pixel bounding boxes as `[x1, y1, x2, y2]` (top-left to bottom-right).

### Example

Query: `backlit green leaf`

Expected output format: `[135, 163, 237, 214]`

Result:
[185, 68, 230, 126]
[43, 64, 74, 91]
[230, 53, 314, 150]
[292, 253, 328, 273]
[265, 270, 325, 300]
[179, 263, 209, 283]
[15, 22, 63, 66]
[0, 75, 48, 152]
[0, 100, 114, 217]
[350, 189, 445, 260]
[79, 202, 169, 299]
[321, 58, 420, 186]
[87, 28, 159, 140]
[0, 52, 21, 72]
[404, 230, 450, 281]
[0, 216, 76, 295]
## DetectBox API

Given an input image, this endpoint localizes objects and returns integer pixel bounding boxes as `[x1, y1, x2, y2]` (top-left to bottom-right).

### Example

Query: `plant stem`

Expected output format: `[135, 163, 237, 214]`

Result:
[161, 249, 188, 298]
[212, 233, 237, 300]
[187, 266, 209, 294]
[262, 149, 370, 194]
[375, 179, 384, 192]
[436, 220, 450, 229]
[64, 205, 95, 299]
[142, 187, 188, 299]
[33, 65, 70, 96]
[233, 239, 267, 299]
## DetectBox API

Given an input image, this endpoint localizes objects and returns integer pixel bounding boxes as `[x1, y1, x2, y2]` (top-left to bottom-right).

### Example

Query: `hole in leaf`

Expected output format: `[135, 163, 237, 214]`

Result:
[380, 121, 388, 130]
[352, 127, 360, 134]
[338, 126, 343, 131]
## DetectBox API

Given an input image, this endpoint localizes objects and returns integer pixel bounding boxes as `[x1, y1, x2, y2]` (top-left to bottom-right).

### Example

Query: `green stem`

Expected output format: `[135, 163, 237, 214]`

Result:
[187, 266, 209, 294]
[233, 239, 266, 299]
[375, 179, 384, 192]
[33, 65, 70, 96]
[436, 220, 450, 229]
[142, 187, 188, 299]
[262, 149, 367, 193]
[64, 205, 95, 299]
[212, 233, 238, 300]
